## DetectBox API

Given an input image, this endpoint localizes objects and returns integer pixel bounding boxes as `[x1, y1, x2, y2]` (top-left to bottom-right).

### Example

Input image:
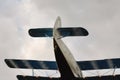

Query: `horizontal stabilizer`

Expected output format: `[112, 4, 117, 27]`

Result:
[5, 59, 57, 70]
[17, 75, 60, 80]
[29, 27, 88, 37]
[29, 28, 53, 37]
[17, 75, 120, 80]
[5, 58, 120, 70]
[58, 27, 88, 37]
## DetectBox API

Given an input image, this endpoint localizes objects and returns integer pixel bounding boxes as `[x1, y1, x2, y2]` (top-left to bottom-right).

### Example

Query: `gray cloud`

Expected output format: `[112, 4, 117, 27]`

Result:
[31, 0, 120, 59]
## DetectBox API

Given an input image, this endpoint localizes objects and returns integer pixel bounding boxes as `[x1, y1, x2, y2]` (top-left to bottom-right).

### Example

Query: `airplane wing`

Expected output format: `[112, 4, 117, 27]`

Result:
[5, 59, 57, 70]
[77, 58, 120, 70]
[5, 58, 120, 70]
[17, 75, 60, 80]
[17, 75, 120, 80]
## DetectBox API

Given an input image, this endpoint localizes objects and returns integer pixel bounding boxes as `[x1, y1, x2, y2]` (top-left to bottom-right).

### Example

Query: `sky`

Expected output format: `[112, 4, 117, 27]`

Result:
[0, 0, 120, 80]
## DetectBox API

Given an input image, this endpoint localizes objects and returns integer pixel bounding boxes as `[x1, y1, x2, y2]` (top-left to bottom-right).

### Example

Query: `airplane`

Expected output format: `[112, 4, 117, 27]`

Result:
[5, 16, 120, 80]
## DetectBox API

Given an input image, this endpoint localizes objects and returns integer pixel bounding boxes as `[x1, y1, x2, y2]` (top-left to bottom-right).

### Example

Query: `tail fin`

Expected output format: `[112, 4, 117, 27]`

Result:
[58, 27, 88, 37]
[53, 16, 61, 39]
[29, 27, 88, 37]
[28, 17, 88, 37]
[29, 28, 53, 37]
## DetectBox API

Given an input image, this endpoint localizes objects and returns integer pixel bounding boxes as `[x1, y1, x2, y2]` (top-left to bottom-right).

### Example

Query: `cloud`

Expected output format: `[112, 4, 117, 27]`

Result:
[31, 0, 120, 59]
[0, 0, 40, 79]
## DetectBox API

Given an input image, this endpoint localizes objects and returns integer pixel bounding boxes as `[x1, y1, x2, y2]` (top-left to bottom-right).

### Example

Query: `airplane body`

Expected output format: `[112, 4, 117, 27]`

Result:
[53, 17, 83, 79]
[5, 17, 120, 80]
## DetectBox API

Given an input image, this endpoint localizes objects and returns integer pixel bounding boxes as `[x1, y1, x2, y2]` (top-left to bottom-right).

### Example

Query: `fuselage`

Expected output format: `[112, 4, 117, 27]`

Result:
[53, 17, 83, 79]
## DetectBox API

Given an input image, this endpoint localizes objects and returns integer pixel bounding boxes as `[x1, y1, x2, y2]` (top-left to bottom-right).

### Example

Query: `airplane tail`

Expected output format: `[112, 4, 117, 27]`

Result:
[29, 27, 88, 37]
[29, 17, 88, 37]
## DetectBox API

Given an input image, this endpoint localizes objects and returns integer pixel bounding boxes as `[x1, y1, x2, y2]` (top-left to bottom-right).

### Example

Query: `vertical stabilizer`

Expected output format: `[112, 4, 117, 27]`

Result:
[53, 16, 61, 39]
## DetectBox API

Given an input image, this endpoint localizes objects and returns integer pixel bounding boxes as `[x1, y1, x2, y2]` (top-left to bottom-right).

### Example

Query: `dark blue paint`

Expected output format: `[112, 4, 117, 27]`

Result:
[5, 58, 120, 70]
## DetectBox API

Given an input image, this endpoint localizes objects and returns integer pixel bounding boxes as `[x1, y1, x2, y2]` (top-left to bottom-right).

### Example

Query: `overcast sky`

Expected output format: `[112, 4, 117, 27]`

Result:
[0, 0, 120, 80]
